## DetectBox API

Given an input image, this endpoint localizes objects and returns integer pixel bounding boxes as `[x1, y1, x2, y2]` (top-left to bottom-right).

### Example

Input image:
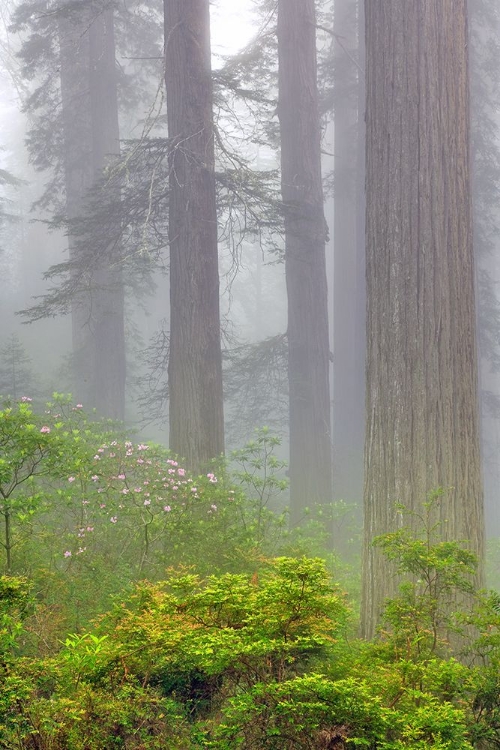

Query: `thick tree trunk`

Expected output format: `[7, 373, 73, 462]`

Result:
[59, 7, 94, 404]
[88, 4, 126, 420]
[278, 0, 333, 524]
[332, 0, 365, 507]
[164, 0, 224, 470]
[59, 1, 125, 420]
[469, 0, 500, 539]
[362, 0, 484, 637]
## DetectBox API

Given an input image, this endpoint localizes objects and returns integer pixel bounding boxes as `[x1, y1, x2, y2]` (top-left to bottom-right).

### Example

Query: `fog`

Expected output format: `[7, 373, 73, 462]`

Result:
[1, 4, 500, 742]
[0, 0, 499, 544]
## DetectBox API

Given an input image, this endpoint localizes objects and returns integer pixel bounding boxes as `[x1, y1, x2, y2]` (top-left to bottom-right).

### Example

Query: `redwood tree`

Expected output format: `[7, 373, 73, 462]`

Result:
[469, 0, 500, 539]
[277, 0, 333, 524]
[164, 0, 224, 470]
[59, 0, 125, 420]
[362, 0, 485, 637]
[332, 0, 365, 507]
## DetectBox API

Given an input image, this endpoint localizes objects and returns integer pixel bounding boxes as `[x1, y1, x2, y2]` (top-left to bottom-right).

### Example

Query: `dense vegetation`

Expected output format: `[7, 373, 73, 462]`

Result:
[0, 396, 499, 749]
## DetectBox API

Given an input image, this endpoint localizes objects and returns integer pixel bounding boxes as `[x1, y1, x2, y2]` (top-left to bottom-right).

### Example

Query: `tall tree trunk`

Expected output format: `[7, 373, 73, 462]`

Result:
[278, 0, 333, 525]
[59, 1, 125, 420]
[59, 6, 94, 405]
[332, 0, 365, 507]
[469, 0, 500, 539]
[88, 3, 126, 420]
[362, 0, 484, 637]
[164, 0, 224, 470]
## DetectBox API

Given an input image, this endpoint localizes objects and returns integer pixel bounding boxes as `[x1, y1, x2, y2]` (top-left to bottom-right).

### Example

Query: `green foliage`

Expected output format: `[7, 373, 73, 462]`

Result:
[76, 556, 347, 690]
[211, 671, 474, 749]
[0, 417, 498, 750]
[0, 397, 82, 574]
[0, 558, 349, 748]
[0, 335, 35, 401]
[2, 679, 190, 749]
[229, 426, 288, 549]
[2, 548, 485, 750]
[231, 427, 289, 507]
[373, 491, 478, 658]
[0, 575, 31, 659]
[0, 397, 276, 630]
[0, 394, 126, 577]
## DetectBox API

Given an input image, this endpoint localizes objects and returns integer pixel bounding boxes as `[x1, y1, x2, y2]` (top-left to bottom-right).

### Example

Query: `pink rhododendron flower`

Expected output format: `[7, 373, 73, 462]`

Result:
[68, 476, 76, 483]
[110, 516, 118, 523]
[40, 426, 50, 434]
[164, 505, 171, 512]
[64, 550, 72, 558]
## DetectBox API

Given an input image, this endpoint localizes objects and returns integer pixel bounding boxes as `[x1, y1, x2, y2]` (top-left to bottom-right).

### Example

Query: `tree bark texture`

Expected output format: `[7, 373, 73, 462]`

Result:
[88, 3, 126, 420]
[164, 0, 224, 470]
[59, 6, 94, 404]
[469, 0, 500, 538]
[332, 0, 366, 507]
[362, 0, 484, 637]
[59, 1, 125, 420]
[278, 0, 333, 524]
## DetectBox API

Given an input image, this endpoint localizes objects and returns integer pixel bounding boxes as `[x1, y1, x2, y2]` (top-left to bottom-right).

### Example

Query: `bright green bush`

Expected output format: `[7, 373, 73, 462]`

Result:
[2, 410, 500, 750]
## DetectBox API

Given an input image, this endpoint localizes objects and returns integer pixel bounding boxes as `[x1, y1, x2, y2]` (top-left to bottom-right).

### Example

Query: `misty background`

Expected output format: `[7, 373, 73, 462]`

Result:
[0, 0, 499, 542]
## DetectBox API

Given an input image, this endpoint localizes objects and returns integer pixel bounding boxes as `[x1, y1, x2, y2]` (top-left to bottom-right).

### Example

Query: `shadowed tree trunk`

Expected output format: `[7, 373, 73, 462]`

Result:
[469, 0, 500, 539]
[59, 5, 93, 405]
[332, 0, 365, 508]
[164, 0, 224, 470]
[88, 2, 125, 420]
[277, 0, 333, 525]
[362, 0, 484, 637]
[59, 1, 126, 420]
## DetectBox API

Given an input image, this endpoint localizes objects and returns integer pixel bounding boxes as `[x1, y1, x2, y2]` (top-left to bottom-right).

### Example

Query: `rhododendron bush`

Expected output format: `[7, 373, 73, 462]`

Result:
[0, 395, 266, 628]
[61, 438, 249, 577]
